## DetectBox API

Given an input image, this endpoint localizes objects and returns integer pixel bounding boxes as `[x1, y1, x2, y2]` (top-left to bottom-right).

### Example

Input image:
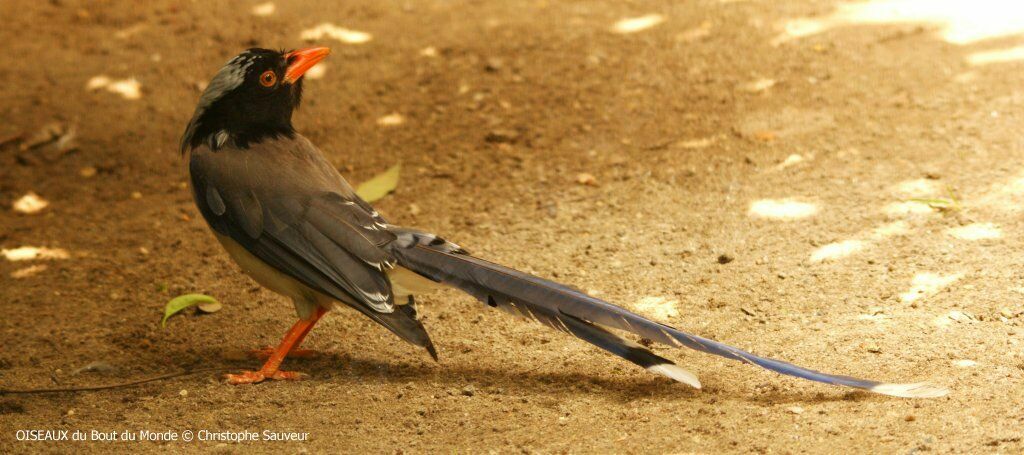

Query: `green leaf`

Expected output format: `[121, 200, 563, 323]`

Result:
[162, 294, 219, 327]
[355, 164, 401, 203]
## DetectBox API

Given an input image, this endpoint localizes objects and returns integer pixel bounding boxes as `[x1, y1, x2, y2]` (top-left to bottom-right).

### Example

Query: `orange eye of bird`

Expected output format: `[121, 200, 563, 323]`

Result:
[259, 70, 277, 87]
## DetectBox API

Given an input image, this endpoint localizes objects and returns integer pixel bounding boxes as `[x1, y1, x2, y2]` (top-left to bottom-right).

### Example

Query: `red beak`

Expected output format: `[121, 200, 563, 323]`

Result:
[283, 47, 331, 83]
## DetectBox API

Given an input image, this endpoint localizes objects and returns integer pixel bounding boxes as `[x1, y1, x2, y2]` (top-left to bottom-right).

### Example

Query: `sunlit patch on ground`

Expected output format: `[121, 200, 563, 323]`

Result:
[748, 199, 817, 220]
[883, 201, 934, 216]
[810, 240, 865, 263]
[11, 264, 48, 279]
[895, 178, 939, 197]
[947, 223, 1002, 240]
[873, 220, 910, 237]
[775, 0, 1024, 46]
[967, 46, 1024, 66]
[301, 23, 372, 44]
[86, 75, 142, 100]
[611, 14, 665, 34]
[251, 2, 275, 17]
[775, 153, 806, 171]
[739, 78, 777, 93]
[377, 113, 405, 127]
[900, 272, 963, 303]
[12, 192, 48, 214]
[933, 309, 977, 327]
[304, 64, 327, 80]
[1, 246, 70, 261]
[634, 296, 679, 320]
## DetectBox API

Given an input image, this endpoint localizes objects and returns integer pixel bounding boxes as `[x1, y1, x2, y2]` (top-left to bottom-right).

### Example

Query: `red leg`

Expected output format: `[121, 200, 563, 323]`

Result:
[249, 307, 327, 359]
[226, 307, 328, 385]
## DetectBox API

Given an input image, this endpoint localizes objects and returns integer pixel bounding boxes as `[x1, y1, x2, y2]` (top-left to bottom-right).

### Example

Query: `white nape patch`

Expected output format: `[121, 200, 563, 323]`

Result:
[899, 272, 963, 303]
[947, 223, 1002, 241]
[775, 0, 1024, 46]
[809, 240, 865, 263]
[304, 64, 327, 80]
[895, 178, 939, 197]
[952, 359, 977, 368]
[968, 45, 1024, 65]
[883, 201, 934, 216]
[12, 192, 49, 214]
[748, 199, 818, 220]
[1, 246, 70, 261]
[647, 364, 701, 389]
[301, 23, 372, 44]
[869, 382, 948, 399]
[86, 75, 142, 100]
[611, 14, 665, 34]
[251, 2, 275, 16]
[634, 296, 680, 320]
[376, 113, 405, 127]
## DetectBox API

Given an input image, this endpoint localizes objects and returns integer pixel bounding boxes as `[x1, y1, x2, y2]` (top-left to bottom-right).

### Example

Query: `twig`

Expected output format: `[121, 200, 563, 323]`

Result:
[0, 132, 23, 148]
[0, 367, 231, 395]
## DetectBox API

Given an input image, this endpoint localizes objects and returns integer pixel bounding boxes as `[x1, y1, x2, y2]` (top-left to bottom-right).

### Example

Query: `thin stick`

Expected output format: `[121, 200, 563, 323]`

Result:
[0, 367, 232, 395]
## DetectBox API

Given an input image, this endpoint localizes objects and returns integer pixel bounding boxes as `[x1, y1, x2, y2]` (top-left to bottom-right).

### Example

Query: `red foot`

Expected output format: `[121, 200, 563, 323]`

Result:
[249, 346, 320, 360]
[224, 370, 307, 385]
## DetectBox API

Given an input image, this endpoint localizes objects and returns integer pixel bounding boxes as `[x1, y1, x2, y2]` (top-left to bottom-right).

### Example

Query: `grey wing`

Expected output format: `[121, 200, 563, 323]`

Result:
[189, 145, 398, 313]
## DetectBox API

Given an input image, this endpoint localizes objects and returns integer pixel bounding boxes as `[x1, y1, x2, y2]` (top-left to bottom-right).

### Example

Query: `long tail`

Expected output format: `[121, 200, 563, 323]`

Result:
[388, 231, 947, 398]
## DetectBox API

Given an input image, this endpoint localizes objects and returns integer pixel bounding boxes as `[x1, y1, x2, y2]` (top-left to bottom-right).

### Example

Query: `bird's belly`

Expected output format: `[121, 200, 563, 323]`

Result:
[214, 233, 313, 303]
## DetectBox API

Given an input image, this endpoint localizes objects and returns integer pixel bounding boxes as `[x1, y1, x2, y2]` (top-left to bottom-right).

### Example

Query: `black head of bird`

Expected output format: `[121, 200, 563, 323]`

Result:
[180, 47, 330, 153]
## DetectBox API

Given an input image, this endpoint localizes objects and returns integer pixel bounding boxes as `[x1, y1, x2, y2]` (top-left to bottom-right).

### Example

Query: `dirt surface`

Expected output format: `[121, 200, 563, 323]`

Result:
[2, 0, 1023, 453]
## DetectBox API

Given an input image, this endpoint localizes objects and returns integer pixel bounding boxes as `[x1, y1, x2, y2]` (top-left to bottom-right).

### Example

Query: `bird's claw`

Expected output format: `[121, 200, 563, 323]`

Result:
[224, 370, 307, 385]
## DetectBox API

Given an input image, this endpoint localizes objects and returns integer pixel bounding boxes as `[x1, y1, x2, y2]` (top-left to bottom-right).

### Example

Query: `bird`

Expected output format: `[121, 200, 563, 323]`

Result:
[180, 47, 946, 398]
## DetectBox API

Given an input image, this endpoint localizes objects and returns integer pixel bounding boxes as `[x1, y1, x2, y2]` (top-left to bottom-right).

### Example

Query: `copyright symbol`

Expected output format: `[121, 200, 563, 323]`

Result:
[181, 430, 193, 442]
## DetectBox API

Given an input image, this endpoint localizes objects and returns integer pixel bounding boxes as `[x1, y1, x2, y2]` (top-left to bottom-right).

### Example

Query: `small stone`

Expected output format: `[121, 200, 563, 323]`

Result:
[575, 173, 597, 186]
[485, 129, 519, 144]
[788, 406, 803, 415]
[461, 385, 476, 397]
[131, 191, 142, 199]
[79, 166, 97, 178]
[904, 415, 916, 422]
[179, 389, 188, 397]
[717, 254, 734, 264]
[408, 203, 421, 216]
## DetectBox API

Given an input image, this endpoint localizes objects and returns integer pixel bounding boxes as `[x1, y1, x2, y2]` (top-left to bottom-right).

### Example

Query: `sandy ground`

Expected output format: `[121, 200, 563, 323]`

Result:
[2, 0, 1024, 453]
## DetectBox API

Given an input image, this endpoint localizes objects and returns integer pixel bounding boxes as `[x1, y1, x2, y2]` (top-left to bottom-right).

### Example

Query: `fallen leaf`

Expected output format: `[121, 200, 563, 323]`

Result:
[162, 294, 220, 327]
[356, 164, 401, 202]
[197, 300, 222, 313]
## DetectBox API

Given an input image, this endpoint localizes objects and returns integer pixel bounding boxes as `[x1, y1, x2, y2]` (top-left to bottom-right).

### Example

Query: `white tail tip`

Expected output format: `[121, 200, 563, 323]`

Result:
[647, 364, 702, 389]
[870, 382, 949, 398]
